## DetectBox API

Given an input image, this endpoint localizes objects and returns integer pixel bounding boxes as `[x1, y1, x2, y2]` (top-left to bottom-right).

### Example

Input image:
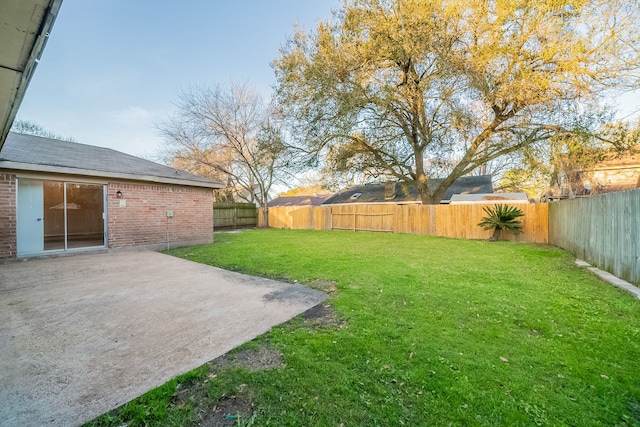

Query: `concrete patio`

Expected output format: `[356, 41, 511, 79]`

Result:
[0, 250, 326, 426]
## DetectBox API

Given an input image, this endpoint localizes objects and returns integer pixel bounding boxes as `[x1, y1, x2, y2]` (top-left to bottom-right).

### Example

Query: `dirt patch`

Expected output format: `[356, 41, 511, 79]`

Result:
[168, 379, 208, 409]
[189, 344, 281, 425]
[209, 344, 285, 373]
[196, 384, 255, 427]
[301, 303, 346, 330]
[310, 279, 338, 295]
[171, 345, 278, 426]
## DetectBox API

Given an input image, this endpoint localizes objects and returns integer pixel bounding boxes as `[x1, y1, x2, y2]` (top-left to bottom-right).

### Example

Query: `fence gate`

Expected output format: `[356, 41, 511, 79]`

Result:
[213, 202, 257, 229]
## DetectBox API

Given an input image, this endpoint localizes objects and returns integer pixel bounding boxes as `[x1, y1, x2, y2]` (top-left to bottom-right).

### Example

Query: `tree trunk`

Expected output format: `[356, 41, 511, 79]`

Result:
[489, 227, 502, 242]
[417, 180, 448, 205]
[260, 206, 269, 228]
[419, 190, 439, 205]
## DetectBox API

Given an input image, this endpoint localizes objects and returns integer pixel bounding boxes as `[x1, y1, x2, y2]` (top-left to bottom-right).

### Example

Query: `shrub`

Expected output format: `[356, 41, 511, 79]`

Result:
[477, 204, 524, 241]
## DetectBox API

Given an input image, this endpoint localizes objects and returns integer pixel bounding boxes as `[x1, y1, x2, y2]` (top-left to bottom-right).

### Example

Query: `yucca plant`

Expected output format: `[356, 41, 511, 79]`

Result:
[477, 204, 525, 241]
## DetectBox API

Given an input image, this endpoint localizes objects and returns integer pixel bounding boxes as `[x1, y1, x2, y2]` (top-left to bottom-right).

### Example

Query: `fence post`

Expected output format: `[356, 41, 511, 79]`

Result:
[233, 206, 237, 229]
[394, 204, 399, 233]
[330, 206, 333, 230]
[353, 206, 356, 232]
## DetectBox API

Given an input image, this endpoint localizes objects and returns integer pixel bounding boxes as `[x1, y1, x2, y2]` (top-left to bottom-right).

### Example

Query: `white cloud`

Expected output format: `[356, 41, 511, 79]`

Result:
[110, 106, 154, 125]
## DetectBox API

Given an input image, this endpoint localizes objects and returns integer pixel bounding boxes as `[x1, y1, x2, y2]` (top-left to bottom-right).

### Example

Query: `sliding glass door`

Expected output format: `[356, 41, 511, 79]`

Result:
[18, 179, 106, 255]
[43, 181, 65, 250]
[65, 183, 105, 249]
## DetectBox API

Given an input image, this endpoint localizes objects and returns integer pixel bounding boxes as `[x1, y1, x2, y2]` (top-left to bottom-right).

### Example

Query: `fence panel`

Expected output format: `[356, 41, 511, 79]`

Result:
[395, 205, 436, 235]
[329, 204, 396, 232]
[213, 202, 257, 229]
[549, 189, 640, 285]
[289, 206, 313, 229]
[330, 205, 355, 231]
[261, 206, 316, 229]
[266, 202, 548, 243]
[313, 206, 331, 230]
[264, 195, 638, 285]
[355, 204, 395, 232]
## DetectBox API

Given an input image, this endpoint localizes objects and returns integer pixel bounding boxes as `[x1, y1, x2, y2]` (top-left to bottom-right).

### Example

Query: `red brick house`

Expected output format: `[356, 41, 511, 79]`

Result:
[0, 132, 222, 259]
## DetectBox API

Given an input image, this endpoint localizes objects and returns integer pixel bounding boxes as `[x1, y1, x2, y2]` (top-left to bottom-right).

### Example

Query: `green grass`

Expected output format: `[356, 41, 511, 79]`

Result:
[87, 229, 640, 426]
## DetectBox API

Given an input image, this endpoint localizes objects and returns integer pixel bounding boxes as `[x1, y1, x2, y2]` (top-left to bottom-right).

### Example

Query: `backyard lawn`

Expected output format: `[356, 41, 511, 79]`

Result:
[87, 229, 640, 426]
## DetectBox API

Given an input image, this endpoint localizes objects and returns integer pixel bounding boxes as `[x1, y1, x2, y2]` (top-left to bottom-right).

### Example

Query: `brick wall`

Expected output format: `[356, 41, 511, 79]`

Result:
[107, 181, 213, 250]
[0, 173, 17, 259]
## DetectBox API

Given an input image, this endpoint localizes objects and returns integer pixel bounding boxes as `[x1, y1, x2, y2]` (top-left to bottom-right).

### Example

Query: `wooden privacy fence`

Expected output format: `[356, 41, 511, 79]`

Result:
[549, 189, 640, 285]
[213, 202, 257, 229]
[260, 203, 549, 243]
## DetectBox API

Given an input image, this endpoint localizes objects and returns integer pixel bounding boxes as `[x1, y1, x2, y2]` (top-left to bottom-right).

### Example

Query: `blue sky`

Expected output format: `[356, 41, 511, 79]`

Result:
[17, 1, 341, 156]
[17, 1, 639, 159]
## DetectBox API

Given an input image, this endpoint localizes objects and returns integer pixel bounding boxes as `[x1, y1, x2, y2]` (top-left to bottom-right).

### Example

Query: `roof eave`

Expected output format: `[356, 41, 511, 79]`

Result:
[0, 0, 63, 150]
[0, 161, 224, 189]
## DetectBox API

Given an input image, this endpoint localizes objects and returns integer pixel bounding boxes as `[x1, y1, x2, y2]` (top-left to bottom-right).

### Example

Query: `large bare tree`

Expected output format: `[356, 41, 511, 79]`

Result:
[274, 0, 640, 204]
[159, 82, 289, 226]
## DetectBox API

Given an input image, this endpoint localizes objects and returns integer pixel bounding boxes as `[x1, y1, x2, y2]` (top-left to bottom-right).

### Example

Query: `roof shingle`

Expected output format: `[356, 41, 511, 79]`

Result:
[322, 175, 493, 204]
[268, 195, 332, 207]
[0, 132, 221, 188]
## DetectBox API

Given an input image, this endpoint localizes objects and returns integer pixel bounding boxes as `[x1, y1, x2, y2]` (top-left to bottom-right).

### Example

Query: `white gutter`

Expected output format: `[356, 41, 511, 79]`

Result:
[0, 0, 64, 149]
[0, 160, 223, 189]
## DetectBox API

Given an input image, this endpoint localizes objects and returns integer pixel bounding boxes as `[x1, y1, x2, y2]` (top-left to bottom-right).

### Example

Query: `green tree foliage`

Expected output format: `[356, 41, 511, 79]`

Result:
[274, 0, 640, 204]
[496, 167, 547, 199]
[478, 204, 524, 241]
[279, 184, 330, 197]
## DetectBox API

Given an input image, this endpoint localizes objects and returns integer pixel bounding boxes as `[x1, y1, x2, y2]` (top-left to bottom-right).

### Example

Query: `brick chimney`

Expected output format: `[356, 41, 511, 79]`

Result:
[384, 181, 396, 200]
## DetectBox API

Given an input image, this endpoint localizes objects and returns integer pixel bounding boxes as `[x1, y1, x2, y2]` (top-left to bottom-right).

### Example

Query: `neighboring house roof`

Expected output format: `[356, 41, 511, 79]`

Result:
[322, 175, 493, 204]
[0, 132, 223, 189]
[449, 192, 529, 204]
[268, 194, 333, 207]
[0, 0, 63, 149]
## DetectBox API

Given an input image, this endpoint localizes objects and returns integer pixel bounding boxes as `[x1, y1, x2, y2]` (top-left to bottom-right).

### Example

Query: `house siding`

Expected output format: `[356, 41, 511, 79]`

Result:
[582, 166, 640, 194]
[0, 174, 213, 259]
[0, 172, 17, 259]
[107, 181, 213, 250]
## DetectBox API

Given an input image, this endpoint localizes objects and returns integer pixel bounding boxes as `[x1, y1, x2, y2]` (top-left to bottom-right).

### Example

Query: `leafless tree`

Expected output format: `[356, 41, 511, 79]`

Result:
[158, 82, 290, 226]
